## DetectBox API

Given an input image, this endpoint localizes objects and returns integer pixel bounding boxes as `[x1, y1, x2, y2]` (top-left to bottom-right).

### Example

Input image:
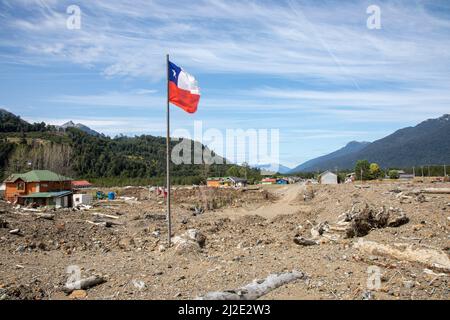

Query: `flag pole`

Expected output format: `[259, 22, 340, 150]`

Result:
[166, 53, 172, 246]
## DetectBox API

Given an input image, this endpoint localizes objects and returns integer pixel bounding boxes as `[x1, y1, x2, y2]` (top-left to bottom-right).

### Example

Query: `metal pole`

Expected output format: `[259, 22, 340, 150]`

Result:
[166, 54, 172, 246]
[444, 164, 447, 177]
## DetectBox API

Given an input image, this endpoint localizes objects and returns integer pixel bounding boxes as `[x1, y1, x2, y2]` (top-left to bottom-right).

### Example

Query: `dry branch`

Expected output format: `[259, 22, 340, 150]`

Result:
[354, 239, 450, 273]
[63, 276, 106, 293]
[197, 270, 306, 300]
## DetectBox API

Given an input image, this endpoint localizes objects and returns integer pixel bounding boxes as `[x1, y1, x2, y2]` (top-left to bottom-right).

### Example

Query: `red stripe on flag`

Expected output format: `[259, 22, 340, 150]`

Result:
[169, 81, 200, 114]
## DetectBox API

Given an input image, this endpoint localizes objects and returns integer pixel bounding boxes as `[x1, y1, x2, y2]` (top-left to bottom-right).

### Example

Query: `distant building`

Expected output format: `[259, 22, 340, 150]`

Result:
[345, 172, 356, 183]
[261, 178, 277, 185]
[276, 178, 289, 184]
[229, 177, 247, 187]
[3, 170, 72, 207]
[0, 183, 5, 199]
[399, 173, 415, 180]
[73, 193, 93, 206]
[72, 180, 93, 189]
[318, 171, 338, 185]
[207, 176, 247, 188]
[206, 177, 222, 187]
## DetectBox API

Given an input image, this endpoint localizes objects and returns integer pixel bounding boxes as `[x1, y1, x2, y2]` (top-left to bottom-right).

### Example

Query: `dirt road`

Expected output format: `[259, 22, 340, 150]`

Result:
[218, 183, 307, 219]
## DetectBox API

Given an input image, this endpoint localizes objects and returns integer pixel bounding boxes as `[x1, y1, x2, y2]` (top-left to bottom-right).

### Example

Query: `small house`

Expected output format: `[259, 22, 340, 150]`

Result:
[72, 180, 93, 189]
[261, 178, 277, 185]
[318, 171, 338, 185]
[345, 172, 356, 183]
[228, 177, 247, 187]
[0, 183, 5, 199]
[399, 173, 414, 180]
[4, 170, 72, 207]
[206, 177, 222, 187]
[73, 193, 93, 206]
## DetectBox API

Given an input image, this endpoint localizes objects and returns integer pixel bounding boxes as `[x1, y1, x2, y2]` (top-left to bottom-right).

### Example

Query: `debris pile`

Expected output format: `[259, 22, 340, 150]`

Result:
[341, 203, 409, 238]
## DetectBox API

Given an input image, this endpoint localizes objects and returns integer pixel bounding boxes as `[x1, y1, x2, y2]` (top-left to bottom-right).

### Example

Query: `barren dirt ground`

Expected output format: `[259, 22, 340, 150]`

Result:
[0, 181, 449, 300]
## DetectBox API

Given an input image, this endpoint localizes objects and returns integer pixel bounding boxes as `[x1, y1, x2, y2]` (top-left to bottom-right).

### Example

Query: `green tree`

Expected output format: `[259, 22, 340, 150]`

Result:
[388, 170, 399, 179]
[369, 163, 382, 179]
[355, 160, 371, 181]
[226, 165, 241, 177]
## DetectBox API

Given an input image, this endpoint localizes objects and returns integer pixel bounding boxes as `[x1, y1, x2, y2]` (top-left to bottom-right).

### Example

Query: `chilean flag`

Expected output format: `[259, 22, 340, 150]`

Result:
[168, 61, 200, 113]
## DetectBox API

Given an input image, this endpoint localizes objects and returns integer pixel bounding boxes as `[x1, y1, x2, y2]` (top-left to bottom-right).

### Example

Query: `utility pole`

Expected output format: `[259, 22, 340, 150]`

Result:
[412, 166, 415, 177]
[421, 166, 424, 178]
[444, 164, 447, 177]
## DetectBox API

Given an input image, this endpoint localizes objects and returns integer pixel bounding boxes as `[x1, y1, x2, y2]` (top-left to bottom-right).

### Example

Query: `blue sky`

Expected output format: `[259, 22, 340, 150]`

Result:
[0, 0, 449, 168]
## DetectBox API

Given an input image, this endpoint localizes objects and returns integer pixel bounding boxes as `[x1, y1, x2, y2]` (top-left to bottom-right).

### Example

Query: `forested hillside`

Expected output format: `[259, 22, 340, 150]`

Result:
[0, 111, 261, 185]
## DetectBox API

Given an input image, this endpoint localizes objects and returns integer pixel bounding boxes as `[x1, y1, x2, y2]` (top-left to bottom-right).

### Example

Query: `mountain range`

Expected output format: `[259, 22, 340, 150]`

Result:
[254, 163, 292, 175]
[289, 114, 450, 173]
[58, 121, 101, 137]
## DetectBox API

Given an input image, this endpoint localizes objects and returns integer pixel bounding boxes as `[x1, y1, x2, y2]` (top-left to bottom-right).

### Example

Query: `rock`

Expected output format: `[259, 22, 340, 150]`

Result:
[118, 237, 135, 250]
[173, 237, 201, 255]
[310, 222, 328, 239]
[0, 218, 8, 228]
[416, 194, 427, 203]
[69, 289, 87, 299]
[132, 280, 146, 290]
[293, 236, 317, 246]
[9, 229, 20, 235]
[152, 230, 160, 238]
[172, 229, 207, 254]
[403, 280, 415, 289]
[362, 290, 373, 300]
[185, 229, 206, 247]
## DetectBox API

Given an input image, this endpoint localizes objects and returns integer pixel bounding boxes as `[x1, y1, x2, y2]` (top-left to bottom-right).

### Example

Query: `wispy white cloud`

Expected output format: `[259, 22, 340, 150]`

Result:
[1, 0, 449, 166]
[2, 0, 449, 83]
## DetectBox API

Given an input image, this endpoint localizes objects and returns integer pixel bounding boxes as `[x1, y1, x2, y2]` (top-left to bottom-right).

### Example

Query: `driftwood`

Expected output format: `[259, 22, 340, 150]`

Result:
[64, 276, 106, 293]
[418, 188, 450, 194]
[34, 213, 55, 220]
[197, 270, 306, 300]
[85, 220, 122, 227]
[86, 220, 111, 227]
[91, 212, 119, 219]
[354, 239, 450, 273]
[293, 236, 318, 246]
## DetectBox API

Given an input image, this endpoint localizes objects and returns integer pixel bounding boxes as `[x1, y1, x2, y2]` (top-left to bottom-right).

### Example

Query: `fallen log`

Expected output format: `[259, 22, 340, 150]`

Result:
[293, 236, 317, 246]
[354, 239, 450, 273]
[34, 213, 55, 220]
[88, 220, 111, 227]
[197, 270, 306, 300]
[85, 220, 123, 227]
[90, 212, 119, 219]
[418, 188, 450, 194]
[63, 276, 106, 293]
[9, 228, 21, 235]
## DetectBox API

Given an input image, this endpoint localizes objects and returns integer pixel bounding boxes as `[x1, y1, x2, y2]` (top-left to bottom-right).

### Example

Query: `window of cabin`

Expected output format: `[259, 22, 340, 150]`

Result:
[17, 182, 25, 191]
